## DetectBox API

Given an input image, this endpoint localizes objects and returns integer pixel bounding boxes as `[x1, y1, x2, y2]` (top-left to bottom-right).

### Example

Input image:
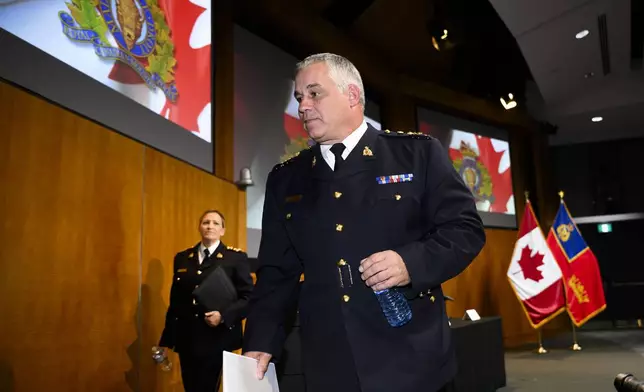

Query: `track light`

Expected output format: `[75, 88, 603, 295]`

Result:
[576, 29, 590, 39]
[428, 21, 455, 52]
[500, 93, 517, 110]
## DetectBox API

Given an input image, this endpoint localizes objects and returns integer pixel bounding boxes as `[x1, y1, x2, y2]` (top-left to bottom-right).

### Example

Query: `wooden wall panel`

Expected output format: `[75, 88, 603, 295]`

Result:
[0, 81, 143, 391]
[0, 79, 247, 392]
[139, 147, 245, 391]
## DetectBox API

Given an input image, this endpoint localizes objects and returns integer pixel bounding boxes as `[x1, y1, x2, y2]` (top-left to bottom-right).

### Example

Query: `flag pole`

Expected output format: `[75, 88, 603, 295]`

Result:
[558, 190, 583, 351]
[537, 328, 547, 354]
[571, 318, 582, 351]
[526, 190, 549, 355]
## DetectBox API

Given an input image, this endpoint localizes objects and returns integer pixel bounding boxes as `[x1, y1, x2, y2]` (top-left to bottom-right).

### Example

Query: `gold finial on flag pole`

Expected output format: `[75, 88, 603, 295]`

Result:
[524, 191, 530, 202]
[537, 329, 548, 354]
[558, 190, 565, 199]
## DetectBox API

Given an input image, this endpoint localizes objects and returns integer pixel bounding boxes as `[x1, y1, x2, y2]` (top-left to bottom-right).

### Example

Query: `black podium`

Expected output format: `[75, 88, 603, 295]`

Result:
[443, 316, 507, 392]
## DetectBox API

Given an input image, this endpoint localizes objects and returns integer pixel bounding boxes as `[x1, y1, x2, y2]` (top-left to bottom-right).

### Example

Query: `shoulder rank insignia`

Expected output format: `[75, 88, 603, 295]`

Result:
[226, 246, 244, 253]
[272, 147, 310, 172]
[380, 129, 432, 140]
[376, 173, 414, 184]
[362, 146, 373, 156]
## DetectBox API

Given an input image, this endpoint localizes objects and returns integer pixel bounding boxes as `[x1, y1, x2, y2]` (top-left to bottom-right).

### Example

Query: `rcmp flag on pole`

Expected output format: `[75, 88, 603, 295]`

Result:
[546, 193, 607, 327]
[507, 199, 566, 328]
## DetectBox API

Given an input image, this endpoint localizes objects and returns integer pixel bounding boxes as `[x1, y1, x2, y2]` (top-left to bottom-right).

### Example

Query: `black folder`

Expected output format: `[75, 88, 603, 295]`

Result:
[192, 266, 238, 312]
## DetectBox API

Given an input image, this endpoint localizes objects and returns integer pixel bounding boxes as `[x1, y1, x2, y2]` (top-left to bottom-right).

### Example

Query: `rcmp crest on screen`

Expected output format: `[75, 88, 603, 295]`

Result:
[58, 0, 178, 102]
[451, 141, 493, 209]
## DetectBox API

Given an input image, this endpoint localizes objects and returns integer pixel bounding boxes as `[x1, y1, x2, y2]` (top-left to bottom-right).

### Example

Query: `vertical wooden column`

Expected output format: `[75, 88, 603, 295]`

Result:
[214, 0, 235, 182]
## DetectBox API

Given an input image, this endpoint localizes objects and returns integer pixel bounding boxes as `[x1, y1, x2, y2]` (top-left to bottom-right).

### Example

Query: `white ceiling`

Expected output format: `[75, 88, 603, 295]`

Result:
[489, 0, 644, 145]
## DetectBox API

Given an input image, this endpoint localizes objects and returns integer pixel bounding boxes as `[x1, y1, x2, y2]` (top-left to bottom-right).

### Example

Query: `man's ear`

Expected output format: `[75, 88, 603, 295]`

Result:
[347, 84, 361, 107]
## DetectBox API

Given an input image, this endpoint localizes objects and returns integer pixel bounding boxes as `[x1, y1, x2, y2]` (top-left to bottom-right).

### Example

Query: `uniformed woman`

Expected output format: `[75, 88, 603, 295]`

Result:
[158, 210, 254, 392]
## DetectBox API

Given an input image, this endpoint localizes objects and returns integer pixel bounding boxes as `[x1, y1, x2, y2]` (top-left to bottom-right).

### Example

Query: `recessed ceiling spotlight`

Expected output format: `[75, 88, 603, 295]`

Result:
[576, 29, 590, 39]
[584, 72, 595, 78]
[592, 116, 603, 122]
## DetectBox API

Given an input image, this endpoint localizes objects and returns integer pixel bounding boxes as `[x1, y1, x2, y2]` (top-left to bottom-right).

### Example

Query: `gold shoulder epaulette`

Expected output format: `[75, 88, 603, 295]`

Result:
[272, 147, 310, 172]
[380, 129, 433, 140]
[226, 246, 245, 253]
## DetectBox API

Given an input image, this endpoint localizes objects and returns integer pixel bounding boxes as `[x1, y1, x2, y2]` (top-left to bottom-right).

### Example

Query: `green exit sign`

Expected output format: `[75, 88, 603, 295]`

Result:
[597, 223, 612, 233]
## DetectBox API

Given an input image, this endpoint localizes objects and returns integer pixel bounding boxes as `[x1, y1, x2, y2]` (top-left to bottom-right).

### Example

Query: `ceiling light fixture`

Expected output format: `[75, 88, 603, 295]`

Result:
[592, 116, 603, 122]
[500, 93, 517, 110]
[428, 22, 456, 52]
[576, 29, 590, 39]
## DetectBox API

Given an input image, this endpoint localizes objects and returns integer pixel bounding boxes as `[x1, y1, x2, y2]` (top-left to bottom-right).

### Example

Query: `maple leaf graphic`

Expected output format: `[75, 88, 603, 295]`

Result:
[518, 245, 545, 282]
[477, 137, 512, 213]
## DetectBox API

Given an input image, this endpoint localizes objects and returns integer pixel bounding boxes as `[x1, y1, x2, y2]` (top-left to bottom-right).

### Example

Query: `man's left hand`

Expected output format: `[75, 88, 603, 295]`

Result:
[205, 311, 222, 327]
[359, 250, 411, 291]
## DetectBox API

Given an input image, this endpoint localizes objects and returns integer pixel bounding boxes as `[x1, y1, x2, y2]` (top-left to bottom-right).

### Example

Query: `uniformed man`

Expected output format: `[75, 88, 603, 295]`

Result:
[159, 210, 254, 392]
[242, 53, 486, 392]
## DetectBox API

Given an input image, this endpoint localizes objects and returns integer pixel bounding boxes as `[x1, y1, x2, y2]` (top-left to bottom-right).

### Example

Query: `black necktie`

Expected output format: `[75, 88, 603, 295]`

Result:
[203, 248, 210, 260]
[330, 143, 346, 171]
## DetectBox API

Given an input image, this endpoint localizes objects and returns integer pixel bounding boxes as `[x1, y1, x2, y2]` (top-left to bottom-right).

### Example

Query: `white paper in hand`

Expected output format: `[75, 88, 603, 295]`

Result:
[222, 351, 280, 392]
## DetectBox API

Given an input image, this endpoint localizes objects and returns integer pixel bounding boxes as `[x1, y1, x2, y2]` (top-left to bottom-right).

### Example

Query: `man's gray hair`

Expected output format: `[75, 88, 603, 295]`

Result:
[296, 53, 366, 108]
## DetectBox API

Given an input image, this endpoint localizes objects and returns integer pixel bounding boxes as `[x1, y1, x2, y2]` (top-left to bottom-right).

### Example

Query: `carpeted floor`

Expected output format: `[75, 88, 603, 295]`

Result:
[499, 326, 644, 391]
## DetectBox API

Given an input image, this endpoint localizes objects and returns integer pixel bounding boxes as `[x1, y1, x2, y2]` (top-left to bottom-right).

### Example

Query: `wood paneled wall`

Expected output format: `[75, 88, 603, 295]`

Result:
[0, 80, 245, 391]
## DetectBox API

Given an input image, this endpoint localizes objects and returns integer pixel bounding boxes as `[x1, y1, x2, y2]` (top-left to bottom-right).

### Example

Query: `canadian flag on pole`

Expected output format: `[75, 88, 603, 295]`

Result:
[507, 200, 566, 328]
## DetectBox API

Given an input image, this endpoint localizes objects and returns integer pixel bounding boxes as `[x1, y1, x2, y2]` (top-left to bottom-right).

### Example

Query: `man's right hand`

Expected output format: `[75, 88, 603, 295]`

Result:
[243, 351, 273, 380]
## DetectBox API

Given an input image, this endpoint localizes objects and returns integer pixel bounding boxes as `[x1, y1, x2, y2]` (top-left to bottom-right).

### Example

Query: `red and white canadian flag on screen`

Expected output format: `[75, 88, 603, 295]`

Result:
[107, 0, 211, 141]
[158, 0, 211, 140]
[507, 200, 566, 328]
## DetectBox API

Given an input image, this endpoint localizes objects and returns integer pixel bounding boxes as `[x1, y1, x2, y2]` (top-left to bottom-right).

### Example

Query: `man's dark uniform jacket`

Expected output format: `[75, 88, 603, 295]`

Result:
[243, 125, 486, 392]
[159, 241, 254, 355]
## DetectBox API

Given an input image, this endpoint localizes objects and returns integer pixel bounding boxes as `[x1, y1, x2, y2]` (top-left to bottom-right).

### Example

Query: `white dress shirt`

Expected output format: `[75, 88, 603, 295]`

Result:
[320, 120, 368, 170]
[198, 240, 220, 264]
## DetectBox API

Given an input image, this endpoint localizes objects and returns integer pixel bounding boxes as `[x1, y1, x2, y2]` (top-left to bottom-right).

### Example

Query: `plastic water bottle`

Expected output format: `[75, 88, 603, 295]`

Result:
[374, 288, 412, 327]
[151, 346, 173, 372]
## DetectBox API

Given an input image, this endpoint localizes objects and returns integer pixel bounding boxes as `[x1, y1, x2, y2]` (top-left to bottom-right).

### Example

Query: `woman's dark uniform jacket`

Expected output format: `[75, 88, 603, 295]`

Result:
[242, 126, 486, 392]
[159, 242, 254, 355]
